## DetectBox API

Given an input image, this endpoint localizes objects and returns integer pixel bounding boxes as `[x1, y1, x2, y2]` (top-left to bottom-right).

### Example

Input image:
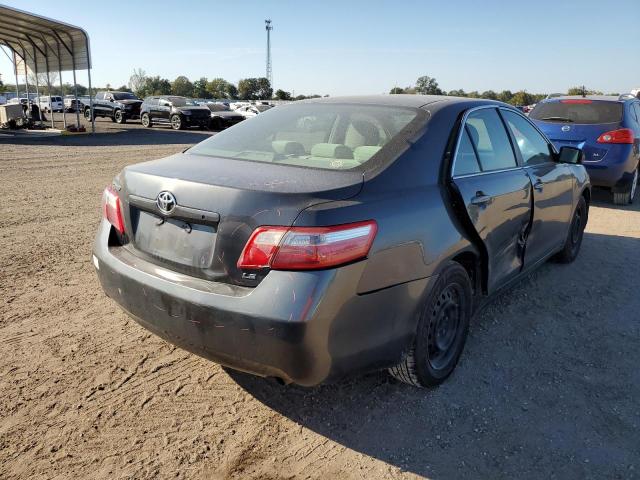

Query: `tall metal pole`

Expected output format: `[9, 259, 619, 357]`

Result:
[13, 51, 19, 99]
[31, 43, 43, 125]
[87, 66, 95, 133]
[22, 46, 30, 118]
[56, 41, 66, 129]
[42, 42, 55, 129]
[265, 19, 273, 89]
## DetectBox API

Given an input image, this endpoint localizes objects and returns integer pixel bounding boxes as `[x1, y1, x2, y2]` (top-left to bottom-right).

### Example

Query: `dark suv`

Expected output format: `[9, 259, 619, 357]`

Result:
[84, 91, 142, 124]
[140, 96, 211, 130]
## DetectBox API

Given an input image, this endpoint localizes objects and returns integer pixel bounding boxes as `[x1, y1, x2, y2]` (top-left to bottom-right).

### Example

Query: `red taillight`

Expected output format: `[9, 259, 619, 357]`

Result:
[237, 220, 378, 271]
[597, 128, 635, 144]
[102, 185, 125, 234]
[560, 99, 593, 104]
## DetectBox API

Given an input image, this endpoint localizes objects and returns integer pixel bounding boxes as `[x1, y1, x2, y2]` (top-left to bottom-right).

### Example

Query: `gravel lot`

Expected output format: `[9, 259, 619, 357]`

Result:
[1, 119, 639, 479]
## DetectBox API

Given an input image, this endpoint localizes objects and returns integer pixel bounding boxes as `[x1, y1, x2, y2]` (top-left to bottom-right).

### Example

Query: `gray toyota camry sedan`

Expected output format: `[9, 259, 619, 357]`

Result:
[93, 95, 590, 387]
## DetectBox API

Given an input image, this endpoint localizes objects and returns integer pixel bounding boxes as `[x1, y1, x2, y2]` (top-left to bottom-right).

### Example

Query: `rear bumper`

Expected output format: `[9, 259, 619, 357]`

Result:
[93, 220, 431, 386]
[583, 148, 638, 190]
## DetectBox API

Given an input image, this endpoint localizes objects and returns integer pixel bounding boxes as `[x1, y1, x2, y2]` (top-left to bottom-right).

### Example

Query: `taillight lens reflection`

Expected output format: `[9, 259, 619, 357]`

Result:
[102, 185, 125, 234]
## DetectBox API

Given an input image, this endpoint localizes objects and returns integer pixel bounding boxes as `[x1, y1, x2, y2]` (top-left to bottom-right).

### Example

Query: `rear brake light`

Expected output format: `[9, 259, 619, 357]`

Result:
[597, 128, 634, 144]
[560, 99, 593, 104]
[102, 185, 125, 234]
[237, 220, 377, 271]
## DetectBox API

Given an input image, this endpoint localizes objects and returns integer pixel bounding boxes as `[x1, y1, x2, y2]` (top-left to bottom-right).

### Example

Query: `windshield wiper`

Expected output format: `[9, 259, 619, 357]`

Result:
[540, 116, 574, 123]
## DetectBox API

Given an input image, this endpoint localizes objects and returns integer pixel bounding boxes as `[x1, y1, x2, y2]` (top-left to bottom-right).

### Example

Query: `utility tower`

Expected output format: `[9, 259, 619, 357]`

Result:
[265, 19, 273, 86]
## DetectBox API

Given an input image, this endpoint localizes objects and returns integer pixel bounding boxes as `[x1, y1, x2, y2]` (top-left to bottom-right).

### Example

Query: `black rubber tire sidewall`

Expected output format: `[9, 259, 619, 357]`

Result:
[141, 113, 151, 128]
[84, 108, 92, 121]
[413, 262, 472, 386]
[555, 196, 587, 263]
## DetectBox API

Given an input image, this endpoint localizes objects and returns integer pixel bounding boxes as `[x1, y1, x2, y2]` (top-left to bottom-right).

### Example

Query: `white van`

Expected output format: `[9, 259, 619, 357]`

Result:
[35, 95, 64, 113]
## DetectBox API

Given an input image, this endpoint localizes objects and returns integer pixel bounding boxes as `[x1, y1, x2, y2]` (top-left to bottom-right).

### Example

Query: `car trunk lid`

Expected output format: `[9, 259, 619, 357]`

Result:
[117, 152, 363, 286]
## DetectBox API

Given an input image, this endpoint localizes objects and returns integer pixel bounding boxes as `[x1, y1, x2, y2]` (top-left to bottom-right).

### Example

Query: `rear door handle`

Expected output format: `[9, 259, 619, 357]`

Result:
[471, 193, 492, 206]
[533, 180, 544, 192]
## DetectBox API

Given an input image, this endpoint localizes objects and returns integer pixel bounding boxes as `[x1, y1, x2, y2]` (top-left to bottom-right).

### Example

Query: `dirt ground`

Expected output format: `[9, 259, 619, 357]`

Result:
[1, 118, 639, 479]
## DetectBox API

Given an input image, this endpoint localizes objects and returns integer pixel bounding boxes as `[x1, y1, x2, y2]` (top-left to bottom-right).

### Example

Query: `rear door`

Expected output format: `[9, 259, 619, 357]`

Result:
[500, 108, 574, 266]
[451, 107, 533, 292]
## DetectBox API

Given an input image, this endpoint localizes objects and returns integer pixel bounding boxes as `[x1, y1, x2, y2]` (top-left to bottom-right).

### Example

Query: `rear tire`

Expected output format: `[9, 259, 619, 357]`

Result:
[141, 113, 152, 128]
[170, 114, 183, 130]
[613, 167, 638, 205]
[554, 196, 587, 263]
[389, 261, 472, 387]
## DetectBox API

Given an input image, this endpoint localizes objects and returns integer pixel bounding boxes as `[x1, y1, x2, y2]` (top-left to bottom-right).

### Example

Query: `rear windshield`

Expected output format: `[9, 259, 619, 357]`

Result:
[530, 100, 623, 124]
[188, 103, 419, 170]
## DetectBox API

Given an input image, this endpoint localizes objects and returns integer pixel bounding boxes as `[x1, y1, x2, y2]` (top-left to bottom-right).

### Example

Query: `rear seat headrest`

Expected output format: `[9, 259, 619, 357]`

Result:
[310, 143, 353, 159]
[272, 140, 305, 156]
[353, 146, 382, 163]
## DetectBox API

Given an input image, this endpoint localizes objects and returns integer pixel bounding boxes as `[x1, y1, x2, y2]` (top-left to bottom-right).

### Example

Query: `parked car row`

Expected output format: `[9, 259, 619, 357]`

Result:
[80, 91, 274, 130]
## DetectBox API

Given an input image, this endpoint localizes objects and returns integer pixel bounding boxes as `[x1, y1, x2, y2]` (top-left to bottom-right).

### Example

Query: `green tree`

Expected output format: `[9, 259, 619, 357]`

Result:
[171, 76, 194, 97]
[497, 90, 514, 103]
[481, 90, 498, 100]
[116, 85, 132, 92]
[389, 87, 405, 94]
[567, 86, 602, 96]
[415, 75, 443, 95]
[238, 77, 272, 100]
[509, 91, 535, 106]
[206, 78, 231, 99]
[138, 76, 172, 97]
[225, 83, 238, 99]
[447, 89, 467, 97]
[274, 89, 292, 100]
[192, 77, 209, 98]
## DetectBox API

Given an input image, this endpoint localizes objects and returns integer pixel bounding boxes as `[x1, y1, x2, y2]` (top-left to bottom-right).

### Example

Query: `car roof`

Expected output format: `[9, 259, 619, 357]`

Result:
[301, 94, 505, 111]
[542, 95, 635, 104]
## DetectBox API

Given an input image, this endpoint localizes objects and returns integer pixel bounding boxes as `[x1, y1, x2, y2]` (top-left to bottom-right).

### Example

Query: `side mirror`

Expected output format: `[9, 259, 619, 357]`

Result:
[557, 146, 583, 164]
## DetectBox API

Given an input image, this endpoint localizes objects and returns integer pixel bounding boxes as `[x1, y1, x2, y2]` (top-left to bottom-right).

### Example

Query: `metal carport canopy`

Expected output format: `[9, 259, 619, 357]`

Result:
[0, 4, 90, 72]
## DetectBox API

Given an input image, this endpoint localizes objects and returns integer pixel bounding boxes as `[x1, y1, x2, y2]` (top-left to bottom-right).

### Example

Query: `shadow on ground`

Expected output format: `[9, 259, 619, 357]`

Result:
[229, 231, 640, 479]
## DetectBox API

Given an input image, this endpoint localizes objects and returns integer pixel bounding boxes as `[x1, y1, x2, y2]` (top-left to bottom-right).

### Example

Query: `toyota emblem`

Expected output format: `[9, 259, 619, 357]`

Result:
[156, 191, 177, 214]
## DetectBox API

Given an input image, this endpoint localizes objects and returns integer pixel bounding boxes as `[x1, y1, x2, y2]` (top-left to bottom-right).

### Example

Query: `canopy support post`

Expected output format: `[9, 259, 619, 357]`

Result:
[55, 41, 66, 129]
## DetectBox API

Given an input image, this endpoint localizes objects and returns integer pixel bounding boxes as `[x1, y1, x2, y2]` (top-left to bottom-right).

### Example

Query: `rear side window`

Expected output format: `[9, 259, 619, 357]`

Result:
[453, 128, 481, 176]
[501, 110, 552, 166]
[530, 100, 623, 124]
[188, 103, 420, 170]
[466, 109, 517, 171]
[95, 92, 105, 100]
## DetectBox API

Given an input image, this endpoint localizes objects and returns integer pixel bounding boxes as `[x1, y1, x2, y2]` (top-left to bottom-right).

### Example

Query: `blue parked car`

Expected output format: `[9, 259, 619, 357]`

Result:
[530, 95, 640, 204]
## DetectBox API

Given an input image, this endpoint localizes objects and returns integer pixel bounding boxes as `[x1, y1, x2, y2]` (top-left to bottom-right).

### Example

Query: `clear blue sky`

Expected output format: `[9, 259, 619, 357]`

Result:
[2, 0, 639, 96]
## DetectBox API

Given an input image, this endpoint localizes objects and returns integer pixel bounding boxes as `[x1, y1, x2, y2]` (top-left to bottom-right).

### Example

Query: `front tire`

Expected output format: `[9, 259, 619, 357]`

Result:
[114, 109, 126, 124]
[170, 114, 183, 130]
[389, 261, 472, 387]
[84, 108, 93, 121]
[554, 195, 587, 263]
[141, 113, 152, 128]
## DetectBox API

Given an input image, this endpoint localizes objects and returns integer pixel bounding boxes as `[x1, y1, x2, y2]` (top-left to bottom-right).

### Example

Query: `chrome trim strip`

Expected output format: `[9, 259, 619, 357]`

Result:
[452, 166, 524, 180]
